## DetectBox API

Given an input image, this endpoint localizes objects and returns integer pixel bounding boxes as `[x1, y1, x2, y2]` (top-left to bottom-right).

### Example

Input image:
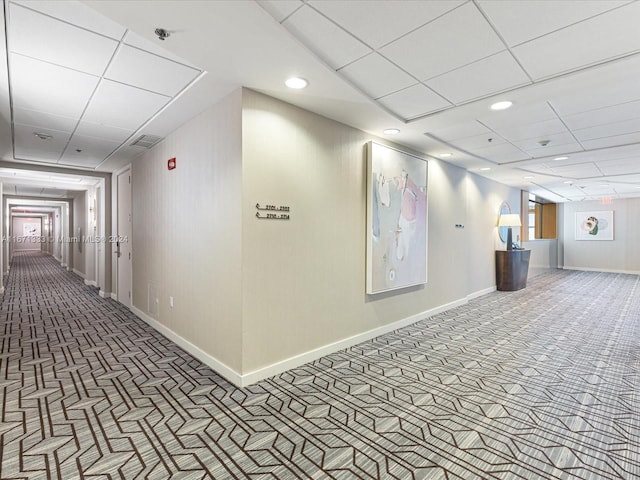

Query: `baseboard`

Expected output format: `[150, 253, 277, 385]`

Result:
[132, 290, 491, 388]
[241, 296, 471, 387]
[563, 266, 640, 275]
[467, 286, 495, 300]
[111, 293, 118, 301]
[131, 306, 243, 387]
[99, 290, 110, 299]
[84, 279, 97, 287]
[73, 269, 86, 279]
[61, 262, 67, 268]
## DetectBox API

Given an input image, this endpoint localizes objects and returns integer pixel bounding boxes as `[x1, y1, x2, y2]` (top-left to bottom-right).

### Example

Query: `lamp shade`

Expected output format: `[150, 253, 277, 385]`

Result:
[498, 213, 521, 227]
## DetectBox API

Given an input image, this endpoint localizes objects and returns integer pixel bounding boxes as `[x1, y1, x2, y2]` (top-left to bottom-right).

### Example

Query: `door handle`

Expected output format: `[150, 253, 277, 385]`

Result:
[115, 241, 121, 258]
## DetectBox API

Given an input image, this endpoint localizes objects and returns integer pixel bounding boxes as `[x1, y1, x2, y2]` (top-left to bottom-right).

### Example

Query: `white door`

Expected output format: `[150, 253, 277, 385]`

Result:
[116, 169, 132, 308]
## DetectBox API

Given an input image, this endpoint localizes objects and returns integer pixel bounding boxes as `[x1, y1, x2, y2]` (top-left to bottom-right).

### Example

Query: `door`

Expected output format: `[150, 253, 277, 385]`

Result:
[116, 169, 132, 308]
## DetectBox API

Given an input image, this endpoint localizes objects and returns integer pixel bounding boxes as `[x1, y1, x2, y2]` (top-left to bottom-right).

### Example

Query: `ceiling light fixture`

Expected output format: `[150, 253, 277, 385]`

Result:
[439, 153, 452, 158]
[490, 100, 512, 111]
[553, 156, 569, 161]
[564, 181, 573, 184]
[480, 167, 491, 171]
[285, 77, 308, 89]
[383, 128, 400, 135]
[34, 132, 52, 140]
[524, 175, 534, 179]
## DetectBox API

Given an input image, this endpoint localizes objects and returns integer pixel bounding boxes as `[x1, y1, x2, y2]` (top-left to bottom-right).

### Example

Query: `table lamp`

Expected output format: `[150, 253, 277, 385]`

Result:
[498, 214, 521, 250]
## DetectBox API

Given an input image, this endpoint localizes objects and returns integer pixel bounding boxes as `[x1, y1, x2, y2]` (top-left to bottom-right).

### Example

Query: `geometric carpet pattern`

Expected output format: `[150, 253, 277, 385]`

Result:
[1, 252, 639, 479]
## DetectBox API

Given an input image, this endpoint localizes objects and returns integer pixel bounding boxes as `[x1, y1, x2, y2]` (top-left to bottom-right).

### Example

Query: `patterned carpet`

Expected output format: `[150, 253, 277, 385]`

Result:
[1, 252, 639, 479]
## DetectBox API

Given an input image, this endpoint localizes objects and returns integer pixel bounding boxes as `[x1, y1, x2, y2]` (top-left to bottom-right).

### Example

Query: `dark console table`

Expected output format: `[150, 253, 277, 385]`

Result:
[495, 249, 531, 291]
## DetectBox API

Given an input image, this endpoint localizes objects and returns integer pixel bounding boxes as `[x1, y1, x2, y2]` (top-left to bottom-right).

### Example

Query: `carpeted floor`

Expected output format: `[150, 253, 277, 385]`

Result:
[1, 252, 638, 479]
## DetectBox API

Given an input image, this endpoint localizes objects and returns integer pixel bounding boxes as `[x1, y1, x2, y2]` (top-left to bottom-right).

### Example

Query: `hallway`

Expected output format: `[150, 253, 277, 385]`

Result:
[1, 252, 639, 479]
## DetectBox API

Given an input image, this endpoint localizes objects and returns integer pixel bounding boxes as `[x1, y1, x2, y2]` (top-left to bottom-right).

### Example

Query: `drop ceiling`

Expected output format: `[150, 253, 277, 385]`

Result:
[2, 0, 640, 203]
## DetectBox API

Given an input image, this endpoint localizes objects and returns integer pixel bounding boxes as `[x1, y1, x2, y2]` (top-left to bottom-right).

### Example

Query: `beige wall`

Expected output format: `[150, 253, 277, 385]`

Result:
[560, 198, 640, 273]
[131, 89, 244, 374]
[130, 88, 523, 385]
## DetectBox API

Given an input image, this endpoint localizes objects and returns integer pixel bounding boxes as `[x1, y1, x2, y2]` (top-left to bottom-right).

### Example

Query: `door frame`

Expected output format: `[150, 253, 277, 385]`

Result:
[113, 165, 132, 308]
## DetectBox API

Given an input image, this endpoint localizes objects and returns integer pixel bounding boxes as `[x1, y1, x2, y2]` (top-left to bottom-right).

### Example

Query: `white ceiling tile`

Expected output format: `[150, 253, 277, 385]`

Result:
[581, 131, 640, 150]
[491, 118, 568, 143]
[10, 54, 99, 118]
[9, 3, 119, 76]
[74, 121, 134, 143]
[283, 5, 371, 69]
[478, 0, 629, 47]
[259, 0, 304, 23]
[427, 121, 492, 142]
[479, 103, 559, 132]
[512, 2, 640, 80]
[380, 2, 505, 81]
[105, 45, 201, 97]
[13, 108, 77, 133]
[511, 130, 576, 150]
[13, 0, 127, 40]
[377, 84, 451, 120]
[597, 158, 640, 176]
[573, 118, 640, 142]
[13, 124, 71, 163]
[338, 53, 417, 99]
[425, 51, 530, 104]
[562, 100, 640, 130]
[522, 141, 584, 159]
[82, 80, 170, 130]
[59, 134, 121, 168]
[447, 132, 507, 151]
[309, 0, 464, 49]
[122, 31, 199, 68]
[470, 142, 530, 163]
[549, 162, 603, 179]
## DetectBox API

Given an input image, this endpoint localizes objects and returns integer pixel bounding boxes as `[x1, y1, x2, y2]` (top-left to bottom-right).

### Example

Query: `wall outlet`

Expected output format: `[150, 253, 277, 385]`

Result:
[169, 296, 174, 308]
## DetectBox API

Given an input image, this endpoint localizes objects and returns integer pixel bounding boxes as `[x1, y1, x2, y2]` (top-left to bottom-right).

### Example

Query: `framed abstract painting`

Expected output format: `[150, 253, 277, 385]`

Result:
[366, 141, 428, 294]
[575, 211, 614, 241]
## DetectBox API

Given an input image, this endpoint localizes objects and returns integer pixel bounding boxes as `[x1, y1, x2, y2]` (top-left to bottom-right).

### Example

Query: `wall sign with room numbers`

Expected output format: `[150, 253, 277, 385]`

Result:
[256, 203, 291, 220]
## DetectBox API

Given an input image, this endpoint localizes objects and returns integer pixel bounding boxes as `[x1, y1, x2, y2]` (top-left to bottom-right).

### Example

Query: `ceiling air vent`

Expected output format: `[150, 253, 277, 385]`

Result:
[130, 134, 163, 149]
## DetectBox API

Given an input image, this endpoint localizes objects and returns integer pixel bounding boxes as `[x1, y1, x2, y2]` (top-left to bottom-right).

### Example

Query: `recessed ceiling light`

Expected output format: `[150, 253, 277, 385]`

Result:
[524, 175, 534, 179]
[480, 167, 491, 171]
[34, 132, 52, 140]
[564, 181, 573, 184]
[383, 128, 400, 135]
[285, 77, 308, 89]
[553, 156, 569, 161]
[439, 153, 452, 158]
[490, 100, 512, 111]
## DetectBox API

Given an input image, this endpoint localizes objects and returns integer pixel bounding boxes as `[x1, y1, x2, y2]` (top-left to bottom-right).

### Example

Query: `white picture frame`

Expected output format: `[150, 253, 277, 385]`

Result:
[575, 211, 614, 241]
[366, 141, 428, 294]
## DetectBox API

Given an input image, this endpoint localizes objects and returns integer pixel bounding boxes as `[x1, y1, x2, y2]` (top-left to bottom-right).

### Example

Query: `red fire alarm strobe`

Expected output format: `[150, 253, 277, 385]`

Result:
[168, 157, 176, 170]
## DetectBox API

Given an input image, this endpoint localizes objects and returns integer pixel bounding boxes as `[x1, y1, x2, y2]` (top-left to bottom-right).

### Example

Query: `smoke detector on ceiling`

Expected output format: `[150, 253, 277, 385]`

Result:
[34, 132, 52, 140]
[538, 139, 550, 146]
[154, 28, 170, 41]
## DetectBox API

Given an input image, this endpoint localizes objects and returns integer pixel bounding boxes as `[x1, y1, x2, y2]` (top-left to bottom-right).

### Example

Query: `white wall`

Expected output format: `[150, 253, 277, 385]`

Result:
[130, 88, 522, 386]
[12, 217, 42, 252]
[521, 239, 558, 269]
[131, 89, 244, 374]
[560, 198, 640, 274]
[241, 89, 520, 379]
